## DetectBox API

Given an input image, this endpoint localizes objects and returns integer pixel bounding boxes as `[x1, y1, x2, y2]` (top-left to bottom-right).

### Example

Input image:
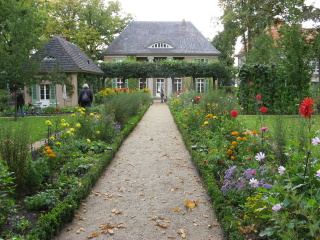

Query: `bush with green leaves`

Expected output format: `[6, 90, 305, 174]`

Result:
[0, 159, 16, 229]
[0, 123, 33, 195]
[25, 189, 60, 211]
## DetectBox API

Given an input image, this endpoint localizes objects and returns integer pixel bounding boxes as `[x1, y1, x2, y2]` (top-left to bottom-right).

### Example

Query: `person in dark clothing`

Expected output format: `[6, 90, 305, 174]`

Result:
[78, 83, 93, 108]
[16, 90, 25, 117]
[160, 90, 164, 103]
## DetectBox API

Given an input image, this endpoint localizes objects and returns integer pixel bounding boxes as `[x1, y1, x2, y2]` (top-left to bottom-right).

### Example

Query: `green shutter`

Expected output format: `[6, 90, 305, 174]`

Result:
[112, 78, 117, 88]
[204, 78, 209, 94]
[31, 84, 38, 104]
[50, 84, 56, 105]
[195, 79, 198, 92]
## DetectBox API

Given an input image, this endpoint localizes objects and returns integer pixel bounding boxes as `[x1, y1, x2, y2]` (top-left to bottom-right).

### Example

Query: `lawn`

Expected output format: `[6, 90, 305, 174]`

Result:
[0, 116, 72, 143]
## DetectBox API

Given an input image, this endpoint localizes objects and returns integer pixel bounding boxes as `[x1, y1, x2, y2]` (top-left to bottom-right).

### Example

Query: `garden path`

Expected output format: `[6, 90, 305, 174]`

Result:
[53, 101, 225, 240]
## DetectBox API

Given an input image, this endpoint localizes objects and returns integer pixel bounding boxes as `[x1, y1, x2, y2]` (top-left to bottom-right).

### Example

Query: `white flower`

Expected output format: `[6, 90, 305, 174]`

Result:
[316, 170, 320, 178]
[255, 152, 265, 161]
[278, 166, 286, 175]
[312, 137, 320, 146]
[249, 178, 259, 188]
[272, 204, 282, 211]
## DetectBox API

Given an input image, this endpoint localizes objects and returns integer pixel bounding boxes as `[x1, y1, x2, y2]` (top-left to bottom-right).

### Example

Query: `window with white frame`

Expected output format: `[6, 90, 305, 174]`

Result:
[173, 78, 182, 92]
[112, 58, 127, 62]
[194, 58, 209, 62]
[148, 42, 173, 48]
[112, 78, 128, 88]
[196, 78, 205, 93]
[139, 78, 147, 90]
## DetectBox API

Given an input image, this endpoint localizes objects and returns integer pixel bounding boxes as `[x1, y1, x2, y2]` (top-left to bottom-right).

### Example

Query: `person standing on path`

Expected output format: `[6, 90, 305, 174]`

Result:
[78, 83, 93, 108]
[160, 89, 165, 103]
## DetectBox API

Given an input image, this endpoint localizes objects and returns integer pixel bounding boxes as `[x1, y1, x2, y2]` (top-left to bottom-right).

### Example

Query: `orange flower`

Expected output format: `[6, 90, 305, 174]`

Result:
[46, 149, 53, 154]
[49, 154, 56, 158]
[227, 149, 233, 154]
[232, 141, 237, 146]
[252, 130, 258, 134]
[230, 156, 235, 160]
[44, 146, 50, 150]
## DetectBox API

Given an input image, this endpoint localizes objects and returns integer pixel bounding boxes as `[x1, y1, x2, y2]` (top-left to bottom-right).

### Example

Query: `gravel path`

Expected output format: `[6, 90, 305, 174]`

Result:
[53, 101, 225, 240]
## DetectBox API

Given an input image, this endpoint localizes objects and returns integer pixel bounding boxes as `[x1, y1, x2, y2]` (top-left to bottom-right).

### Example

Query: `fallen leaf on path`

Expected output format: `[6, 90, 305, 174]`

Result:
[111, 209, 123, 215]
[178, 229, 187, 239]
[86, 232, 100, 238]
[185, 199, 199, 209]
[172, 207, 182, 212]
[76, 227, 85, 234]
[155, 222, 169, 228]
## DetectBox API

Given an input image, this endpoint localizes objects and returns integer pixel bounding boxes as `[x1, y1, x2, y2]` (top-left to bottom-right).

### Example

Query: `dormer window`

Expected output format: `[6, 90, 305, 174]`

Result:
[148, 42, 173, 49]
[43, 56, 56, 61]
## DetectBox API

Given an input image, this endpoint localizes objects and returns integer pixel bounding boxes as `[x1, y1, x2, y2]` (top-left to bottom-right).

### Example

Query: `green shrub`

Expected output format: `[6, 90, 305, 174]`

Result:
[0, 159, 16, 229]
[0, 123, 32, 195]
[25, 190, 60, 211]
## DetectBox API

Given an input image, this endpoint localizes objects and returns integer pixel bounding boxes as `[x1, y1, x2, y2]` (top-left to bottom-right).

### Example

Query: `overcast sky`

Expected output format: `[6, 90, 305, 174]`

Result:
[117, 0, 224, 40]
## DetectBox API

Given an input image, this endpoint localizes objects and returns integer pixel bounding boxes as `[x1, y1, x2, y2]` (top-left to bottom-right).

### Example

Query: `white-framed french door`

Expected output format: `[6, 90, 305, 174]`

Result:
[40, 84, 51, 107]
[156, 78, 165, 97]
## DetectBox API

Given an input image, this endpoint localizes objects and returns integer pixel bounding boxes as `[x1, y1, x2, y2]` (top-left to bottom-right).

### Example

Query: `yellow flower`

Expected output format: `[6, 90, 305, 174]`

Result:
[61, 119, 66, 123]
[70, 128, 75, 132]
[184, 113, 189, 116]
[65, 123, 70, 127]
[89, 113, 94, 117]
[213, 116, 218, 119]
[203, 121, 209, 125]
[45, 120, 52, 126]
[87, 139, 91, 143]
[231, 156, 235, 160]
[231, 131, 239, 136]
[96, 131, 100, 135]
[61, 123, 67, 127]
[96, 114, 101, 119]
[56, 142, 61, 145]
[50, 137, 55, 141]
[75, 123, 81, 128]
[71, 114, 76, 117]
[66, 131, 72, 135]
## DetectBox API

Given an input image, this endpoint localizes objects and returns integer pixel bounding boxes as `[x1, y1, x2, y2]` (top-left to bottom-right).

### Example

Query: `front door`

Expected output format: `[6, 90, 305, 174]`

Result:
[156, 79, 165, 98]
[40, 84, 50, 107]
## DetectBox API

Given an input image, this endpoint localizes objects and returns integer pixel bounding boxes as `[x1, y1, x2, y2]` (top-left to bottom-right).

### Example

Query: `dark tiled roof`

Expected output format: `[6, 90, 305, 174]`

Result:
[36, 37, 103, 75]
[102, 21, 221, 56]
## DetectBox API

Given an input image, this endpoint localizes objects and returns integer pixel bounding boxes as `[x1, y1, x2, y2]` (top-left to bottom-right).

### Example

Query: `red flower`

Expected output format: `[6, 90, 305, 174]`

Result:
[249, 82, 253, 85]
[299, 97, 315, 118]
[55, 108, 60, 111]
[195, 96, 200, 101]
[256, 95, 262, 100]
[114, 89, 117, 92]
[260, 107, 268, 113]
[230, 110, 239, 117]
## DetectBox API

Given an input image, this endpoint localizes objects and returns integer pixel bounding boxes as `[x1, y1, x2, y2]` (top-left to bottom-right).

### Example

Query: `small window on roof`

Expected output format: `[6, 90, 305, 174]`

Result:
[148, 42, 173, 49]
[43, 56, 56, 61]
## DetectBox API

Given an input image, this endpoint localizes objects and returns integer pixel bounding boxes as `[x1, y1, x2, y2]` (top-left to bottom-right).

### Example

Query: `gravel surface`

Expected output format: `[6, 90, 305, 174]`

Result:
[53, 101, 225, 240]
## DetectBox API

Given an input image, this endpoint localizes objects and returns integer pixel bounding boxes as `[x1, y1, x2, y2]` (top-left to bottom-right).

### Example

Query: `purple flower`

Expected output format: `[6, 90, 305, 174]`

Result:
[312, 137, 320, 146]
[255, 152, 265, 161]
[260, 127, 269, 132]
[249, 178, 259, 188]
[224, 165, 237, 179]
[316, 170, 320, 178]
[272, 204, 282, 211]
[278, 166, 286, 175]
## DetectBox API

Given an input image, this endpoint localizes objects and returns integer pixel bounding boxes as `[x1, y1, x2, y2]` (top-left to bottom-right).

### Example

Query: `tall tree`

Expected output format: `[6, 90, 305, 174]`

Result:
[0, 0, 46, 90]
[43, 0, 133, 60]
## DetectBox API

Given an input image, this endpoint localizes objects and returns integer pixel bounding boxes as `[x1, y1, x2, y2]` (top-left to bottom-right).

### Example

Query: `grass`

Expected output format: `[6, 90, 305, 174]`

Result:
[0, 116, 72, 143]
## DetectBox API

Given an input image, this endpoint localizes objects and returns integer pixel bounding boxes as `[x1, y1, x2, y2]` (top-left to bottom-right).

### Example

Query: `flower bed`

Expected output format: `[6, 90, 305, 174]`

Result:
[0, 91, 152, 239]
[168, 91, 320, 240]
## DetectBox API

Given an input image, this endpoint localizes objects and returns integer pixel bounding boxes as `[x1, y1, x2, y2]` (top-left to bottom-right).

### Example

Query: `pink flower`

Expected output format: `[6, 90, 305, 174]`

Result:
[312, 137, 320, 146]
[260, 127, 269, 132]
[278, 166, 286, 175]
[316, 170, 320, 178]
[249, 178, 259, 188]
[250, 170, 256, 175]
[272, 204, 282, 211]
[256, 95, 262, 100]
